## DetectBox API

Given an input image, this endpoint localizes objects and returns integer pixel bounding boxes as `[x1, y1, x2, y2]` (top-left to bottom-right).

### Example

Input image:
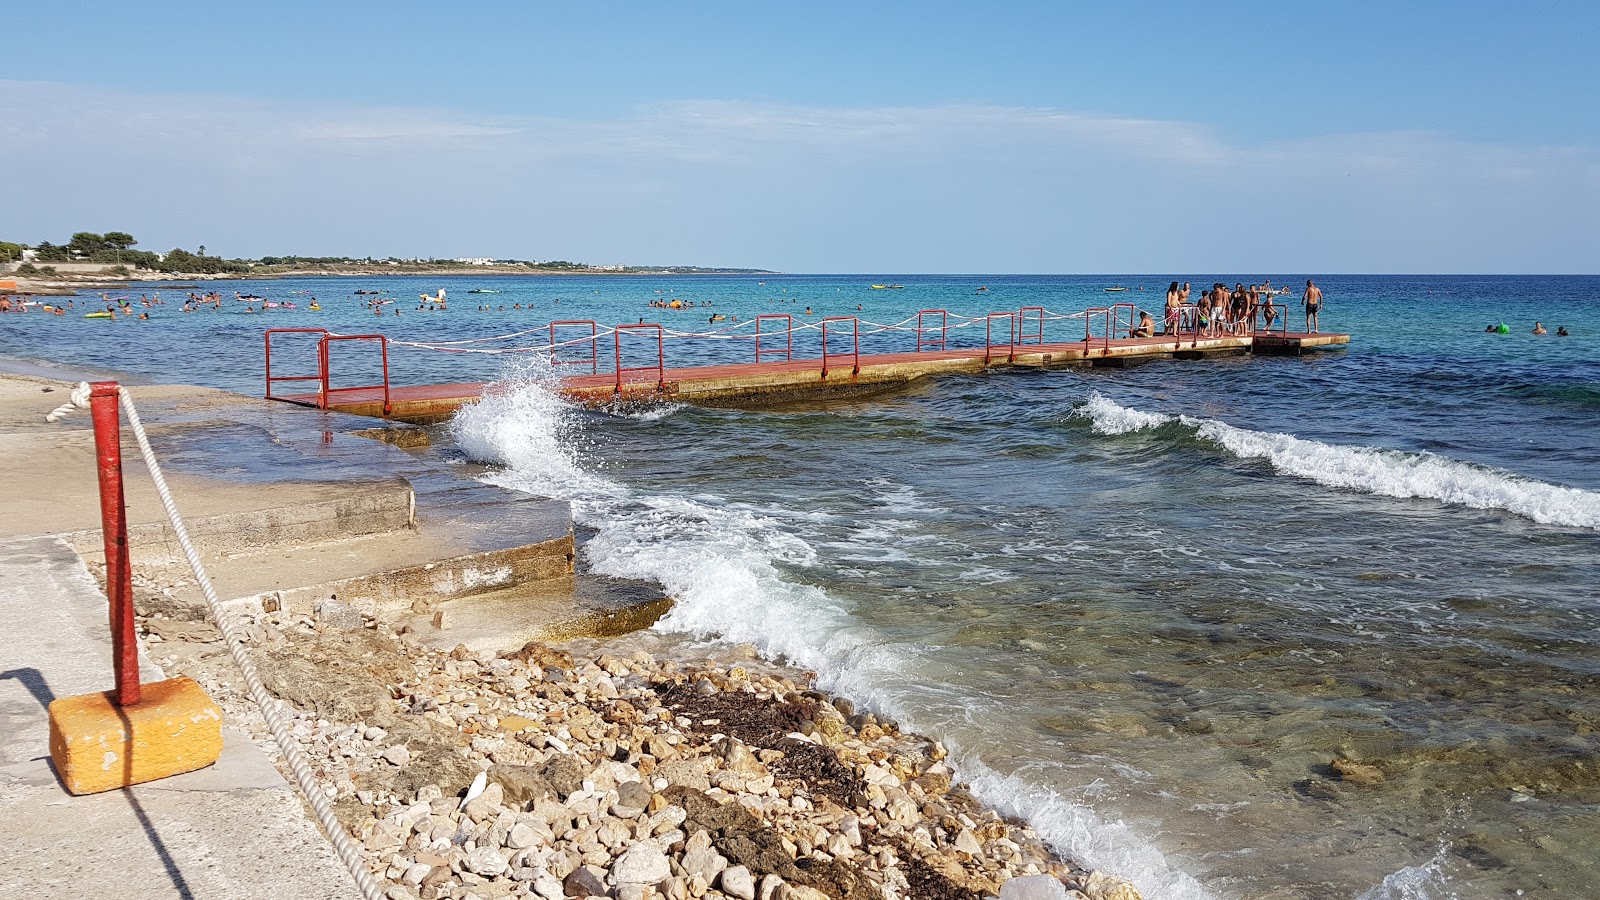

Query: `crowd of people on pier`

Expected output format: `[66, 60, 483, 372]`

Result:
[1156, 279, 1323, 337]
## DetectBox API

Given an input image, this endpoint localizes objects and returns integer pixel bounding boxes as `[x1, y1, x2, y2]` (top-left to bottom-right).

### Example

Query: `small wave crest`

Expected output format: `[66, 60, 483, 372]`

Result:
[1075, 392, 1600, 530]
[1355, 846, 1459, 900]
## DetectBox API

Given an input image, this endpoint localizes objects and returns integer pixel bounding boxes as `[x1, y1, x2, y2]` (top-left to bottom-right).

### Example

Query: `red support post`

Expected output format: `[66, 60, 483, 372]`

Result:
[916, 310, 948, 352]
[985, 312, 1016, 364]
[1017, 307, 1045, 345]
[88, 382, 141, 708]
[820, 316, 860, 378]
[263, 328, 328, 401]
[754, 314, 794, 361]
[549, 321, 599, 373]
[613, 323, 666, 393]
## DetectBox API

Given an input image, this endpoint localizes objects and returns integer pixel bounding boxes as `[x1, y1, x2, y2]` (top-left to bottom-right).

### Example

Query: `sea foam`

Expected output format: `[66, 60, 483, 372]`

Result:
[1077, 392, 1600, 530]
[451, 369, 1221, 900]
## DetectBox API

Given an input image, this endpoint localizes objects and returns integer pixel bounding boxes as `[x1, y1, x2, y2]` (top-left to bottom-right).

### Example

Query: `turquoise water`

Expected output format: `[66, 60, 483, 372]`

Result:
[7, 274, 1599, 898]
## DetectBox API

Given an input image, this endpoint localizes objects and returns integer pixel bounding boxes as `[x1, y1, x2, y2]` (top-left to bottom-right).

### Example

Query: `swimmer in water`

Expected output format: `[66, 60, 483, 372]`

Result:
[1533, 322, 1547, 334]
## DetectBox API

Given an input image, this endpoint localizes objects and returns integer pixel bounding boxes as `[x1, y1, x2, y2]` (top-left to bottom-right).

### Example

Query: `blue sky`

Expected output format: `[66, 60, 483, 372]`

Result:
[3, 1, 1597, 272]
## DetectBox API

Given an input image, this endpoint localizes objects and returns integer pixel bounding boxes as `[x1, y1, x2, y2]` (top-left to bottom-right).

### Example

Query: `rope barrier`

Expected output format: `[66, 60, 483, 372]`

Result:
[49, 384, 387, 900]
[361, 307, 1095, 356]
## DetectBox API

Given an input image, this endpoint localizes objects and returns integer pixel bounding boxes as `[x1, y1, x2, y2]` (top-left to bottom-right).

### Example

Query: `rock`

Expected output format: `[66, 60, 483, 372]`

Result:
[1000, 874, 1070, 900]
[642, 734, 678, 761]
[613, 779, 652, 818]
[462, 782, 505, 822]
[464, 846, 508, 878]
[539, 753, 586, 798]
[1331, 756, 1385, 786]
[1294, 778, 1341, 801]
[1083, 871, 1143, 900]
[489, 763, 557, 806]
[532, 872, 565, 900]
[516, 641, 574, 671]
[506, 822, 541, 850]
[313, 597, 364, 630]
[563, 866, 607, 898]
[657, 757, 713, 791]
[719, 865, 756, 900]
[837, 815, 862, 847]
[716, 737, 767, 777]
[757, 873, 785, 900]
[363, 821, 404, 853]
[659, 875, 689, 900]
[498, 714, 538, 734]
[861, 763, 899, 788]
[680, 830, 728, 881]
[914, 771, 951, 796]
[610, 842, 672, 886]
[383, 744, 413, 767]
[953, 828, 983, 856]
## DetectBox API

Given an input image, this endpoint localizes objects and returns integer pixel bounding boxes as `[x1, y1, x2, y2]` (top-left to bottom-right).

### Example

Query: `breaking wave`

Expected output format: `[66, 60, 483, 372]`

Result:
[1076, 392, 1600, 530]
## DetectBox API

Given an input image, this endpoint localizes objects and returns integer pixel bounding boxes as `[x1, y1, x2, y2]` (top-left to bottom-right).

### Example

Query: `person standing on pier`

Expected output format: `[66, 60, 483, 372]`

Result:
[1303, 280, 1324, 333]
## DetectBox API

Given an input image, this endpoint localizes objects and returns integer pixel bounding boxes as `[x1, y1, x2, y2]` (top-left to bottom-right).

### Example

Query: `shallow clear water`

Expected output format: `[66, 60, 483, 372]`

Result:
[8, 274, 1599, 898]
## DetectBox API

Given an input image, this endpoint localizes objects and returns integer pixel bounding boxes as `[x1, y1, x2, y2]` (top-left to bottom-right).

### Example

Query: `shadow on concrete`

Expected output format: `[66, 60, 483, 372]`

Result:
[0, 666, 57, 708]
[116, 703, 197, 900]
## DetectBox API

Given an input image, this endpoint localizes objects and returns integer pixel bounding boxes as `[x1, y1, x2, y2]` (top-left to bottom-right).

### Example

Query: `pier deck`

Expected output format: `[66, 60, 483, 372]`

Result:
[271, 330, 1348, 423]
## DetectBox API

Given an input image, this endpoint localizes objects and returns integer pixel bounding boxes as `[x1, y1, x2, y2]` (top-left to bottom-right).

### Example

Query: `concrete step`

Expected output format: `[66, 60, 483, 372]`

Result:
[403, 574, 674, 654]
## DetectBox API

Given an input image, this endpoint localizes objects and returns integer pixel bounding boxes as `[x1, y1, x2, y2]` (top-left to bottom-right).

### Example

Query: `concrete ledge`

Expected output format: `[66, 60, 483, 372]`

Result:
[67, 477, 417, 566]
[233, 533, 576, 616]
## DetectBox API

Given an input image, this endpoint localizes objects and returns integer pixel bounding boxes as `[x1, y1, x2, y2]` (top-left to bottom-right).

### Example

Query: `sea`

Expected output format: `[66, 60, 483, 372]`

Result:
[4, 273, 1597, 900]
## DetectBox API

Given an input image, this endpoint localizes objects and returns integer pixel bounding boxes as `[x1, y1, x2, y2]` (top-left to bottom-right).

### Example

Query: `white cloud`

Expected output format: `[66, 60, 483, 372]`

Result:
[1, 80, 1595, 271]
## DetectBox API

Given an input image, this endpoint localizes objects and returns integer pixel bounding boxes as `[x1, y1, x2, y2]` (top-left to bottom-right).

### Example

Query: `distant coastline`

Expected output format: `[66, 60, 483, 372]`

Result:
[2, 262, 782, 295]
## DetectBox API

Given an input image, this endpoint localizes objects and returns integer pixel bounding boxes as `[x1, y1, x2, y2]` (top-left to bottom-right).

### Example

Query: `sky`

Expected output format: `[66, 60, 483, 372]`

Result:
[3, 1, 1597, 273]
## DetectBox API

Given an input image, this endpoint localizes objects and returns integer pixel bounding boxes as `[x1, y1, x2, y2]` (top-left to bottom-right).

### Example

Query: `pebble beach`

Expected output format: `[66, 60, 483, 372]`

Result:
[137, 577, 1142, 900]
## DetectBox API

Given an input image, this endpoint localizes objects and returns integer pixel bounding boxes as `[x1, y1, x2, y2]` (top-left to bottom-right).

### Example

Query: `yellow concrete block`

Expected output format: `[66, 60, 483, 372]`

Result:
[47, 676, 223, 795]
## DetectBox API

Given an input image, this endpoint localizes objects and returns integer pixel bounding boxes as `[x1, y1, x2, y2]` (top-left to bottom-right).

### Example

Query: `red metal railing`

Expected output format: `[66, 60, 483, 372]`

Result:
[264, 328, 328, 402]
[320, 334, 391, 415]
[1165, 303, 1203, 348]
[1083, 303, 1137, 353]
[916, 309, 948, 352]
[755, 314, 794, 361]
[549, 320, 599, 373]
[614, 323, 665, 393]
[985, 312, 1016, 364]
[1017, 306, 1045, 345]
[1254, 294, 1291, 336]
[820, 316, 860, 378]
[89, 382, 140, 707]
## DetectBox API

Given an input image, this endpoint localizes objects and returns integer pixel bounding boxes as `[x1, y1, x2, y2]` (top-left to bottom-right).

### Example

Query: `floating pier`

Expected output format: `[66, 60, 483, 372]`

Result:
[264, 306, 1349, 423]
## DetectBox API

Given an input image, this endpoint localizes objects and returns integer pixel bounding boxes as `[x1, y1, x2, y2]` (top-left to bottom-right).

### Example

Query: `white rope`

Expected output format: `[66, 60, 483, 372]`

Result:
[47, 384, 386, 900]
[44, 381, 91, 423]
[352, 307, 1093, 357]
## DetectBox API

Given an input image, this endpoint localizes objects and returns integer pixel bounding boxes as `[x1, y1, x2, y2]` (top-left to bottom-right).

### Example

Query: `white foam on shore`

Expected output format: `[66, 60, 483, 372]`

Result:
[1355, 846, 1458, 900]
[451, 370, 1220, 900]
[1077, 392, 1600, 530]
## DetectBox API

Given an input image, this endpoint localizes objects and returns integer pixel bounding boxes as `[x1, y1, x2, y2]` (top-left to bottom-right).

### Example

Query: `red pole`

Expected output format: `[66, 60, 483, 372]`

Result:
[88, 382, 141, 708]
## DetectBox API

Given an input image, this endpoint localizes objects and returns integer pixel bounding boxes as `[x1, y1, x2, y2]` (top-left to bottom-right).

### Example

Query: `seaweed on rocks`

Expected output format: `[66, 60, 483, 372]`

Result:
[664, 785, 878, 900]
[654, 678, 865, 805]
[899, 852, 986, 900]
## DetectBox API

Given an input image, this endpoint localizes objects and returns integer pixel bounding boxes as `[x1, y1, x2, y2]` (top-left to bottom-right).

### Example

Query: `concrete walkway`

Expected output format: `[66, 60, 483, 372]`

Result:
[0, 535, 362, 899]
